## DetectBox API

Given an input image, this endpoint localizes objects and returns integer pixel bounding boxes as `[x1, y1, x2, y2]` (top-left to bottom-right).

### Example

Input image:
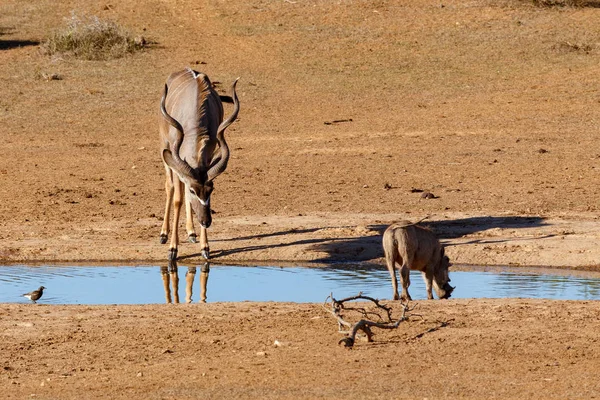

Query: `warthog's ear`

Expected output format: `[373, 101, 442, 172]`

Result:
[440, 247, 451, 267]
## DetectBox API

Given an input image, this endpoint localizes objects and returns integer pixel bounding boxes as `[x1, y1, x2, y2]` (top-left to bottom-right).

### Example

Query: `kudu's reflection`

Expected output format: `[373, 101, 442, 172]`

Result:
[160, 262, 209, 303]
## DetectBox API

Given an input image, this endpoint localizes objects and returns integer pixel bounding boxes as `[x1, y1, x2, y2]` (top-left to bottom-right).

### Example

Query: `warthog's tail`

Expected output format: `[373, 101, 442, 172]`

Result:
[391, 215, 431, 230]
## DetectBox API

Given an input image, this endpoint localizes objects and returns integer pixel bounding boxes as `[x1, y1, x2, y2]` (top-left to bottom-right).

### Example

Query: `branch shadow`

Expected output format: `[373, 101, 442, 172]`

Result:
[430, 216, 547, 239]
[177, 216, 549, 265]
[214, 227, 322, 242]
[177, 236, 341, 261]
[306, 216, 549, 264]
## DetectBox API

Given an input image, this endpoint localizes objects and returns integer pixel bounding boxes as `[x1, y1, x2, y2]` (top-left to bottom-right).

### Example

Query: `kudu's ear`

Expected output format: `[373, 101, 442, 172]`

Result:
[162, 149, 195, 182]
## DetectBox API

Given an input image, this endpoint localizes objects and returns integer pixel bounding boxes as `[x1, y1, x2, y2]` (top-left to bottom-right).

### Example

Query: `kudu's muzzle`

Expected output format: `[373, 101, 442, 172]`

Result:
[199, 208, 212, 228]
[192, 201, 212, 229]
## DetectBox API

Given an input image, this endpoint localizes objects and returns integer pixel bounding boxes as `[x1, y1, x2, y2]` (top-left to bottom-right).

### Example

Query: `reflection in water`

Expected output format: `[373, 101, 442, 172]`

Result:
[1, 265, 600, 304]
[161, 262, 210, 303]
[491, 272, 600, 300]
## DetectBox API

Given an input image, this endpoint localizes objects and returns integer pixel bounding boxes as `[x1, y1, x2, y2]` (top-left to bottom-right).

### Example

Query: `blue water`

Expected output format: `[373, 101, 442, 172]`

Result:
[1, 265, 600, 304]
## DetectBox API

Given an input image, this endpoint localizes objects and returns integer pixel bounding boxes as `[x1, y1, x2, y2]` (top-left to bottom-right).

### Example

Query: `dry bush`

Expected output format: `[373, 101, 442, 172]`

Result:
[41, 13, 145, 60]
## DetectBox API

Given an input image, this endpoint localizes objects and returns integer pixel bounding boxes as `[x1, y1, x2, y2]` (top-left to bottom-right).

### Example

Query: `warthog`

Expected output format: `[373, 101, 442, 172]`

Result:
[382, 221, 454, 300]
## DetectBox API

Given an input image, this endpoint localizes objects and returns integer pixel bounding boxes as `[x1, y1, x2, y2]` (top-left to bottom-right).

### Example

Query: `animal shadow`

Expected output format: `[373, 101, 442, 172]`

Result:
[309, 216, 547, 264]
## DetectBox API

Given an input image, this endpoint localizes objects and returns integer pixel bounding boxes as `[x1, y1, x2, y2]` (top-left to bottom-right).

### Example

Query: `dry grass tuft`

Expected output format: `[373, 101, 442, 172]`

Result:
[41, 13, 146, 60]
[553, 40, 594, 54]
[532, 0, 600, 7]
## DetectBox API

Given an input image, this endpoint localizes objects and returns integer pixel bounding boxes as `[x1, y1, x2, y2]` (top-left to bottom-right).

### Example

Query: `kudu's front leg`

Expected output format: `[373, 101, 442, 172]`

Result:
[168, 179, 184, 266]
[184, 190, 197, 243]
[184, 189, 209, 259]
[160, 166, 174, 245]
[199, 227, 209, 260]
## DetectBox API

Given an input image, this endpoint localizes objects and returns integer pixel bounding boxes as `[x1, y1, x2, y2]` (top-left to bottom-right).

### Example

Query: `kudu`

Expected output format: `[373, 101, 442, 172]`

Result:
[159, 68, 240, 262]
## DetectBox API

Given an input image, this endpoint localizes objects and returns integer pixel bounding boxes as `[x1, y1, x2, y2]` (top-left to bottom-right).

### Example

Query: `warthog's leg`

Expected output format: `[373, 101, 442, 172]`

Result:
[184, 190, 197, 243]
[168, 178, 184, 264]
[399, 264, 412, 301]
[160, 166, 174, 244]
[384, 250, 400, 300]
[199, 227, 209, 260]
[422, 270, 434, 300]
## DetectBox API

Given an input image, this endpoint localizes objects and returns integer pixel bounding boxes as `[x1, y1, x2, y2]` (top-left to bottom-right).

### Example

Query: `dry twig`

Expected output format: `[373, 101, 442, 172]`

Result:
[323, 292, 414, 348]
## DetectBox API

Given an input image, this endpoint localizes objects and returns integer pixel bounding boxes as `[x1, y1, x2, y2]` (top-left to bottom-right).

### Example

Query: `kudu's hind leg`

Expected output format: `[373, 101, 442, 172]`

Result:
[184, 191, 197, 243]
[160, 166, 174, 244]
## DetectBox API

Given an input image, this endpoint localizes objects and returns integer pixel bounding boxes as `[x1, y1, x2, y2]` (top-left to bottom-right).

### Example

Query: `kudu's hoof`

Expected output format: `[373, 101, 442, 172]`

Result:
[187, 233, 197, 244]
[168, 248, 178, 262]
[201, 249, 210, 260]
[159, 234, 168, 244]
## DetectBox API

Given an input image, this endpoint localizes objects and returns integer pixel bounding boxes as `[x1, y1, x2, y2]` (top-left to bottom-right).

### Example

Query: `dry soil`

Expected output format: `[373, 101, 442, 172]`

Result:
[1, 0, 599, 398]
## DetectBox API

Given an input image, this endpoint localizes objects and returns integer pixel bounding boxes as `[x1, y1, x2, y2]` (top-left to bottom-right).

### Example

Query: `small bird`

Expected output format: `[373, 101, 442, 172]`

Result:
[22, 286, 46, 303]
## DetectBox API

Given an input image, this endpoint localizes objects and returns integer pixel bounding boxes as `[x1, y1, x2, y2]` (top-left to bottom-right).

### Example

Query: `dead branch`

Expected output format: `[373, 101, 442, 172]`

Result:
[324, 118, 353, 125]
[323, 292, 414, 348]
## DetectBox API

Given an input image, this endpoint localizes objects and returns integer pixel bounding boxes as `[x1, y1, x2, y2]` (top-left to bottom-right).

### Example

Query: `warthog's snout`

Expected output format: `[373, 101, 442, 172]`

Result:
[439, 283, 455, 299]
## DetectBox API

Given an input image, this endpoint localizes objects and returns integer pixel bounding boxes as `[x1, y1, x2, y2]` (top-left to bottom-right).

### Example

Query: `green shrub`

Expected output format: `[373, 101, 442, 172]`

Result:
[42, 13, 145, 60]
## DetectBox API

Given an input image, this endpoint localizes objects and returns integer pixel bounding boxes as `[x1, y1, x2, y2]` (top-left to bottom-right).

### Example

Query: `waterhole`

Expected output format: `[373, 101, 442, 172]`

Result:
[1, 264, 600, 304]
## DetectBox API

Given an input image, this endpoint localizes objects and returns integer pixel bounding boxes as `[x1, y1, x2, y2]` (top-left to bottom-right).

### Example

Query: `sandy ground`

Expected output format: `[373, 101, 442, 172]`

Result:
[2, 212, 600, 269]
[3, 300, 600, 399]
[1, 0, 600, 398]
